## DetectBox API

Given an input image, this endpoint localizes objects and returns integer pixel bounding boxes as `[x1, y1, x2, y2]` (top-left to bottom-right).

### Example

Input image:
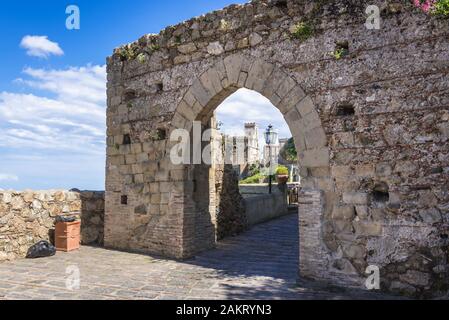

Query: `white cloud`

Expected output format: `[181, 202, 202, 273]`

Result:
[20, 35, 64, 58]
[0, 174, 19, 182]
[0, 64, 106, 155]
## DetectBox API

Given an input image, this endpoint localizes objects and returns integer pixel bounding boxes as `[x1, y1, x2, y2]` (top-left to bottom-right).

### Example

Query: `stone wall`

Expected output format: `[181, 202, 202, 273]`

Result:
[0, 190, 104, 262]
[242, 185, 289, 226]
[239, 183, 283, 195]
[106, 0, 449, 297]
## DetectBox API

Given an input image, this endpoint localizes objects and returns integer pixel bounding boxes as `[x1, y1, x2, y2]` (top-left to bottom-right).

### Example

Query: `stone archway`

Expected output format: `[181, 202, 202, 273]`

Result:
[105, 0, 449, 297]
[170, 55, 332, 278]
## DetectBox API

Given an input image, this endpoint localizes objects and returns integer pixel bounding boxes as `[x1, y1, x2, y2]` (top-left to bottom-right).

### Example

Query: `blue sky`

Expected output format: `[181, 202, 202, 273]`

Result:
[0, 0, 290, 191]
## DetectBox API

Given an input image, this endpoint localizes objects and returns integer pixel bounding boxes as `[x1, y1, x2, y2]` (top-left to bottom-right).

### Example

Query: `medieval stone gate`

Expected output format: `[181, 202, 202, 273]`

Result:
[105, 0, 449, 297]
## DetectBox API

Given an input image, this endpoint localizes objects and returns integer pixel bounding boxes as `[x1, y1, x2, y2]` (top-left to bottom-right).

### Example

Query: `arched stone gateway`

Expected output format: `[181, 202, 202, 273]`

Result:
[105, 0, 449, 297]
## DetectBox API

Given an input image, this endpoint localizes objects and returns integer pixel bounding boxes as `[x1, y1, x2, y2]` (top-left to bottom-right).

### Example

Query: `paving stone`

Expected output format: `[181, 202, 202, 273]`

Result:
[0, 215, 396, 300]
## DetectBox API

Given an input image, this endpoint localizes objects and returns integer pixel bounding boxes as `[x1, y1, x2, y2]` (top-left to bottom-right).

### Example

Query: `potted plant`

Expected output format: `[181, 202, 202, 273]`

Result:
[276, 166, 289, 184]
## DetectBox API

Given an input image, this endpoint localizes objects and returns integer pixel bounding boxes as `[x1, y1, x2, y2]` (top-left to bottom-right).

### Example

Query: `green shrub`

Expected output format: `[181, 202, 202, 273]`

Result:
[137, 53, 146, 64]
[290, 22, 313, 42]
[433, 0, 449, 16]
[240, 173, 265, 184]
[118, 46, 137, 61]
[149, 43, 160, 52]
[279, 137, 298, 162]
[248, 162, 260, 177]
[332, 47, 349, 60]
[276, 166, 289, 176]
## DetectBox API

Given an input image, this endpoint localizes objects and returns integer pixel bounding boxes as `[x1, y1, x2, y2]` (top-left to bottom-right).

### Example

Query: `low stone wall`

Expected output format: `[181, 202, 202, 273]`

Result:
[0, 190, 104, 262]
[239, 184, 281, 195]
[240, 184, 289, 226]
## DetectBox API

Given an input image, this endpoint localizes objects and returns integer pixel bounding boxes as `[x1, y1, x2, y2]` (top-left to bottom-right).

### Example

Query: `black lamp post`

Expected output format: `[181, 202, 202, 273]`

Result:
[264, 124, 278, 194]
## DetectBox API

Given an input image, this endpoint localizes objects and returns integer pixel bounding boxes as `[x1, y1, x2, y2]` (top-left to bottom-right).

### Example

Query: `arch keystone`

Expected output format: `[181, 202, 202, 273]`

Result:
[223, 54, 245, 85]
[261, 69, 289, 102]
[246, 59, 275, 92]
[200, 68, 223, 95]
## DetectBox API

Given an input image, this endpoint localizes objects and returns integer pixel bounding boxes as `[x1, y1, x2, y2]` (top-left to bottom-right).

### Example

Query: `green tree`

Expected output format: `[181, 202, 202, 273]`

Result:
[280, 137, 298, 163]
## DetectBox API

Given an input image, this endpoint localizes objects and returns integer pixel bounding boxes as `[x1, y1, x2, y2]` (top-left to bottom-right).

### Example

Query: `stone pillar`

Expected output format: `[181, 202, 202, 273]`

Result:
[298, 189, 328, 278]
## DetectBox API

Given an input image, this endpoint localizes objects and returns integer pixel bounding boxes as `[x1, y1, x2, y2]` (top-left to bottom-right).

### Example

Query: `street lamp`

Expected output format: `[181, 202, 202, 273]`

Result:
[264, 124, 278, 194]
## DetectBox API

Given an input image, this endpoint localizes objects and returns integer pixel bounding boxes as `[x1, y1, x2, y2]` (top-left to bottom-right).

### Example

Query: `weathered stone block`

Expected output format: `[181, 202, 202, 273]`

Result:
[399, 270, 431, 287]
[300, 148, 329, 168]
[352, 221, 383, 236]
[189, 81, 213, 107]
[332, 205, 355, 220]
[279, 86, 305, 115]
[342, 243, 366, 260]
[246, 60, 274, 92]
[354, 206, 369, 219]
[305, 127, 327, 149]
[419, 207, 442, 224]
[343, 192, 369, 205]
[207, 42, 224, 56]
[178, 43, 197, 54]
[331, 165, 352, 177]
[223, 54, 243, 85]
[249, 33, 263, 46]
[296, 96, 314, 117]
[355, 165, 375, 177]
[375, 163, 392, 176]
[333, 220, 352, 234]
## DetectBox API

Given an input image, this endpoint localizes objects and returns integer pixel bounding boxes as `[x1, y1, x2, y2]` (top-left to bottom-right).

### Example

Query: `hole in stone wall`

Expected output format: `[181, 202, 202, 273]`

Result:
[124, 89, 136, 102]
[440, 234, 448, 240]
[383, 3, 403, 15]
[121, 195, 128, 205]
[372, 182, 389, 203]
[336, 40, 349, 51]
[149, 82, 164, 94]
[410, 184, 431, 191]
[332, 41, 350, 60]
[123, 134, 131, 145]
[271, 0, 288, 8]
[430, 167, 443, 174]
[134, 204, 147, 215]
[336, 103, 355, 117]
[156, 128, 166, 140]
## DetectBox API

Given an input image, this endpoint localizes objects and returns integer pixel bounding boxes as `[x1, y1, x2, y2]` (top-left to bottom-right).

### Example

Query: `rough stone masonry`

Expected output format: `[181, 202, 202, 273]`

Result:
[105, 0, 449, 297]
[0, 190, 104, 261]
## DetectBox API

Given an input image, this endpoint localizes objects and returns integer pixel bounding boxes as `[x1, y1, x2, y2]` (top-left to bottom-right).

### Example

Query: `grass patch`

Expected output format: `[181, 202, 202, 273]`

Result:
[290, 22, 313, 42]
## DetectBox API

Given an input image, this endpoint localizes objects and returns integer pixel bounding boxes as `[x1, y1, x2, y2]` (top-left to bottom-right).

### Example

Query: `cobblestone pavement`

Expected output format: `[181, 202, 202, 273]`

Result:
[0, 214, 398, 300]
